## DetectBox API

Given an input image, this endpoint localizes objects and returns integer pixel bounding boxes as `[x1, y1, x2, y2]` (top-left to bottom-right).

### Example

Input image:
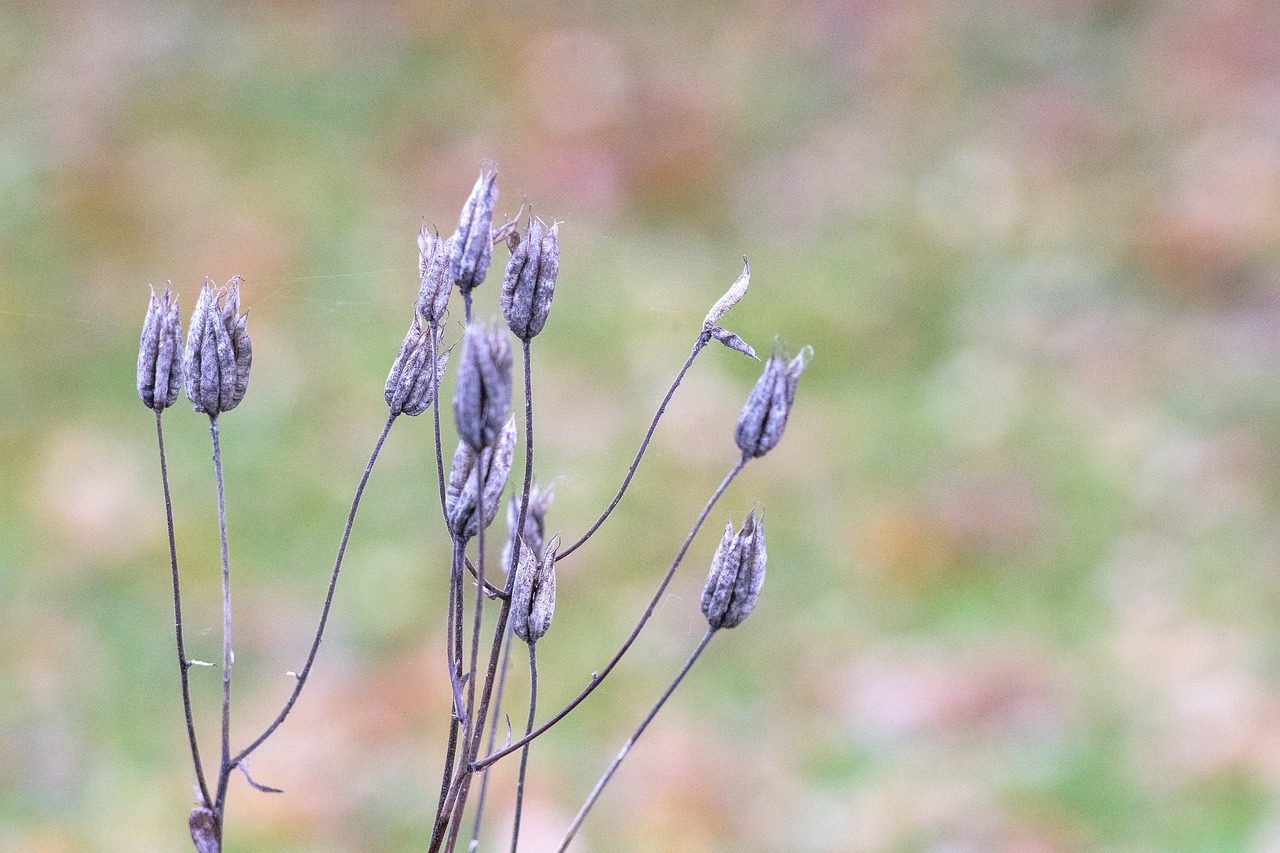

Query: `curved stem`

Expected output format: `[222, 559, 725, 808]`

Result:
[557, 628, 715, 851]
[433, 536, 467, 832]
[470, 627, 515, 849]
[557, 333, 708, 562]
[510, 641, 538, 853]
[232, 412, 397, 766]
[474, 456, 747, 772]
[155, 409, 210, 809]
[209, 417, 233, 821]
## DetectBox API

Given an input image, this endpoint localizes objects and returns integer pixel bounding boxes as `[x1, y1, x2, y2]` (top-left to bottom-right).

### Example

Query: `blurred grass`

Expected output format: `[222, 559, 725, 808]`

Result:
[4, 0, 1280, 851]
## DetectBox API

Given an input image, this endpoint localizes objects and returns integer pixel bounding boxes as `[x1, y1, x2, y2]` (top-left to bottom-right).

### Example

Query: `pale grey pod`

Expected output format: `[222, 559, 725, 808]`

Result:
[417, 229, 453, 325]
[453, 321, 513, 450]
[184, 277, 252, 416]
[512, 536, 557, 643]
[502, 482, 555, 573]
[385, 315, 449, 417]
[444, 416, 518, 539]
[700, 512, 766, 630]
[137, 285, 183, 410]
[501, 217, 559, 340]
[708, 326, 757, 360]
[450, 167, 498, 295]
[188, 807, 219, 853]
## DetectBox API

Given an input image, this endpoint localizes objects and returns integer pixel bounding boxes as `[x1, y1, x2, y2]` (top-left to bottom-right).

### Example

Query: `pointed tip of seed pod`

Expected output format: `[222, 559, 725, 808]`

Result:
[703, 257, 751, 332]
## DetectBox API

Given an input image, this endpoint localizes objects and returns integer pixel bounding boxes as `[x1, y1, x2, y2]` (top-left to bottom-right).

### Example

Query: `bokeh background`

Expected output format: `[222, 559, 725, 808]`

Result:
[4, 1, 1280, 850]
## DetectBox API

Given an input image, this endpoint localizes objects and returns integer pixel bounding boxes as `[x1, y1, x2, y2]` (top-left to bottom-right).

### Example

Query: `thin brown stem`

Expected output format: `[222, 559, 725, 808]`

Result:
[473, 456, 746, 772]
[209, 417, 232, 825]
[556, 628, 716, 851]
[510, 641, 538, 853]
[155, 409, 210, 808]
[557, 333, 709, 562]
[233, 411, 397, 766]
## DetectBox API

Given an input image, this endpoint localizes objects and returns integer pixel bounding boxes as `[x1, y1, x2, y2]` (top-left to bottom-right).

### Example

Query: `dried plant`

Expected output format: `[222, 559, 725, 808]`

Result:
[137, 163, 809, 851]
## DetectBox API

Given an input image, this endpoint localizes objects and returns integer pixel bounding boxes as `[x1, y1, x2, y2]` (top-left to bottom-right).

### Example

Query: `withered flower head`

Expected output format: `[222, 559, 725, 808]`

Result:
[137, 284, 183, 411]
[501, 216, 559, 340]
[418, 228, 453, 325]
[701, 511, 766, 630]
[445, 416, 517, 539]
[385, 314, 450, 417]
[188, 806, 220, 853]
[502, 482, 555, 573]
[734, 345, 811, 458]
[453, 320, 513, 450]
[449, 166, 498, 295]
[511, 535, 558, 644]
[184, 277, 252, 416]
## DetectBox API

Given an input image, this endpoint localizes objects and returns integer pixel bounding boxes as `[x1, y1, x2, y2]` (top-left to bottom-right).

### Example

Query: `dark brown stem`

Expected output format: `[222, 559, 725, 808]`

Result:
[155, 409, 211, 808]
[510, 640, 538, 853]
[473, 456, 746, 772]
[557, 333, 709, 562]
[557, 628, 716, 850]
[469, 626, 514, 848]
[232, 412, 397, 766]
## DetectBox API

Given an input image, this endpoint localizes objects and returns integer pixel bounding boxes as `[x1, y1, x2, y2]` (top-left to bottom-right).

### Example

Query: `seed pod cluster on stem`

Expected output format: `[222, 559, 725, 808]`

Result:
[184, 277, 253, 417]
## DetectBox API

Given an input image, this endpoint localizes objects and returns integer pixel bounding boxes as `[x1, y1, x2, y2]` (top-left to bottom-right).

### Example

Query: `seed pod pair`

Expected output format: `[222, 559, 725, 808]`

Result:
[502, 482, 555, 574]
[454, 321, 513, 450]
[501, 216, 559, 340]
[385, 314, 450, 417]
[449, 166, 498, 296]
[511, 535, 557, 644]
[734, 346, 811, 459]
[417, 228, 454, 326]
[137, 285, 184, 411]
[701, 511, 766, 630]
[184, 277, 253, 417]
[445, 416, 517, 539]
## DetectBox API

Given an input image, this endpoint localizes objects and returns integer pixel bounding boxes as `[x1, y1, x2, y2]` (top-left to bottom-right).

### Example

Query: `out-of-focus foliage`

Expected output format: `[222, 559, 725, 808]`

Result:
[4, 1, 1280, 850]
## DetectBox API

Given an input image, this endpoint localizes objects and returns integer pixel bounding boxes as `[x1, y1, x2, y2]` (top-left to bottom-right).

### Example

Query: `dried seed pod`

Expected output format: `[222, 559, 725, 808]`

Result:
[453, 320, 513, 450]
[385, 314, 450, 416]
[188, 806, 220, 853]
[445, 416, 518, 539]
[701, 511, 766, 629]
[733, 345, 811, 458]
[501, 216, 559, 340]
[184, 277, 252, 416]
[417, 228, 453, 325]
[449, 166, 499, 296]
[703, 258, 750, 331]
[502, 482, 555, 572]
[511, 536, 558, 643]
[708, 326, 757, 360]
[137, 285, 183, 410]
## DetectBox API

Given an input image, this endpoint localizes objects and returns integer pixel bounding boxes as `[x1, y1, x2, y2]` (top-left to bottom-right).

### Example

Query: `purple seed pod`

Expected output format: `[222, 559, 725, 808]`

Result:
[502, 482, 555, 573]
[137, 284, 183, 410]
[700, 511, 766, 630]
[511, 535, 558, 643]
[733, 345, 811, 458]
[449, 166, 498, 296]
[453, 320, 513, 450]
[417, 228, 453, 326]
[183, 277, 252, 417]
[385, 314, 450, 417]
[445, 416, 518, 539]
[501, 216, 560, 340]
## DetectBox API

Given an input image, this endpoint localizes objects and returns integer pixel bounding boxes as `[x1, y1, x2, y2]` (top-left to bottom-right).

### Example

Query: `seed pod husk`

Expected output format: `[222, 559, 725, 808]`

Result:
[733, 345, 810, 458]
[184, 277, 252, 416]
[445, 416, 518, 539]
[453, 320, 513, 450]
[703, 258, 750, 331]
[511, 536, 558, 643]
[188, 806, 220, 853]
[450, 166, 498, 295]
[385, 314, 449, 416]
[502, 482, 555, 573]
[418, 228, 453, 325]
[137, 285, 183, 410]
[700, 511, 766, 629]
[501, 217, 559, 340]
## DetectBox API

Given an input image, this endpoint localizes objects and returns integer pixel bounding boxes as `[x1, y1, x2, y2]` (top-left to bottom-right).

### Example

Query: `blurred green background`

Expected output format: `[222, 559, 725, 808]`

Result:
[4, 1, 1280, 850]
